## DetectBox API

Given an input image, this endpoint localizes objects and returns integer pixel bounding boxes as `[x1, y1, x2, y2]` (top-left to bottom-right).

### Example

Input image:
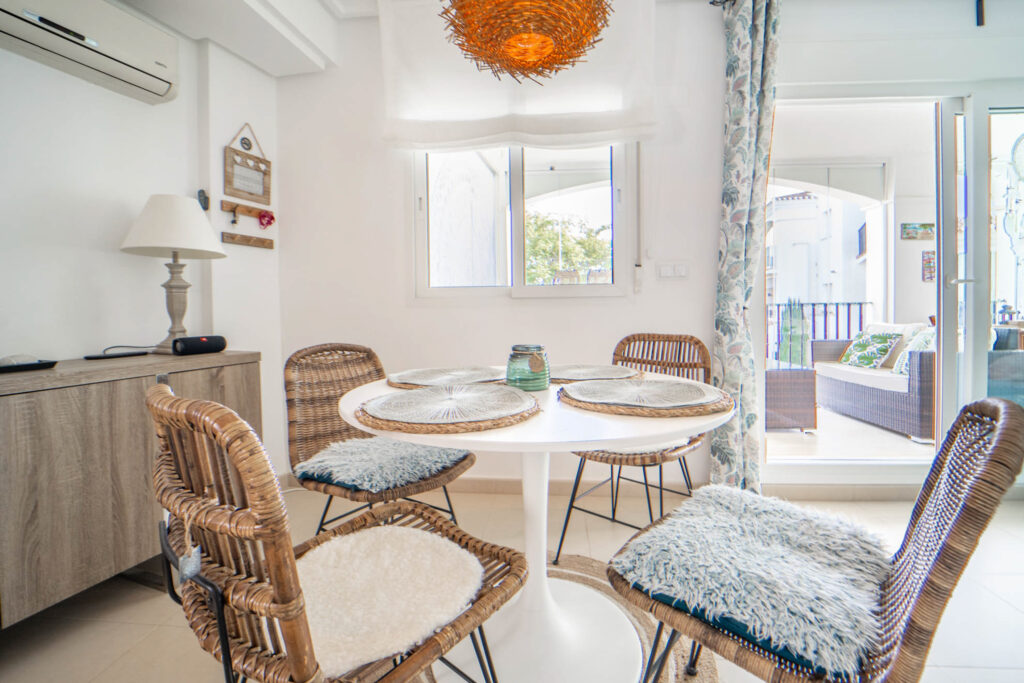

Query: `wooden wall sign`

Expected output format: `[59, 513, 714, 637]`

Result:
[224, 123, 271, 206]
[221, 232, 274, 250]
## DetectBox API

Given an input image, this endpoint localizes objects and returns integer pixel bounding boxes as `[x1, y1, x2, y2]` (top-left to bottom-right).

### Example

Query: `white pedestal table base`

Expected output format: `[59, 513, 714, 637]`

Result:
[435, 452, 642, 682]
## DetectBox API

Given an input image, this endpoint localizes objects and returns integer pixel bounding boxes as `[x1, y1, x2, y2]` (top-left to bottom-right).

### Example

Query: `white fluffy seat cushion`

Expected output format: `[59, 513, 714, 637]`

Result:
[296, 525, 483, 677]
[293, 436, 470, 493]
[611, 486, 890, 676]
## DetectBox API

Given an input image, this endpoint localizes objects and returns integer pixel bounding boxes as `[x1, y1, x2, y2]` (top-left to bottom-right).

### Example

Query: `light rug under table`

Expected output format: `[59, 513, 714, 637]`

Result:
[427, 554, 719, 683]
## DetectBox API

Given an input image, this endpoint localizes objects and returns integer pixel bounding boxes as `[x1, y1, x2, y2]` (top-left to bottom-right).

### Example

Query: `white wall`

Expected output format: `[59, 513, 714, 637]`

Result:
[778, 0, 1024, 91]
[0, 18, 288, 473]
[277, 3, 726, 485]
[198, 42, 287, 472]
[768, 196, 817, 305]
[0, 35, 205, 360]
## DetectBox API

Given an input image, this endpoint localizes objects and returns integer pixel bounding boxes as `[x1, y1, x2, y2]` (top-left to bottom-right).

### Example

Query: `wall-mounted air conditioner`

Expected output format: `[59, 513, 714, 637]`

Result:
[0, 0, 178, 104]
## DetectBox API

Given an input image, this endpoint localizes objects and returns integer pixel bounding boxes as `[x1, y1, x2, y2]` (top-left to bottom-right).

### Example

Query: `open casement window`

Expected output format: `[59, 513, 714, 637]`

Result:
[414, 144, 634, 298]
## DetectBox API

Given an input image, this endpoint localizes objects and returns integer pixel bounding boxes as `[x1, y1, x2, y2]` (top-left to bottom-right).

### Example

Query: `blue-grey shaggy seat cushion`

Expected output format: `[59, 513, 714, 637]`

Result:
[610, 485, 890, 678]
[294, 437, 470, 493]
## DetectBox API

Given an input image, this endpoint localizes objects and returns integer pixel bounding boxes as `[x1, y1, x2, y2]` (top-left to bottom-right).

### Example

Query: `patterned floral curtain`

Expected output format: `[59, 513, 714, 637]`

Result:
[710, 0, 781, 491]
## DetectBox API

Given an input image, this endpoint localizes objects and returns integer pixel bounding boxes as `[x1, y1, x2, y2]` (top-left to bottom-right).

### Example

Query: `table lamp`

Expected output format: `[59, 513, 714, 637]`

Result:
[120, 194, 226, 354]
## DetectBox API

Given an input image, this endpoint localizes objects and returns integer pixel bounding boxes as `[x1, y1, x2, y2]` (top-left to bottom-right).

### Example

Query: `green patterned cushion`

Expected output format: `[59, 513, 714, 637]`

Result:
[891, 328, 936, 375]
[839, 332, 903, 368]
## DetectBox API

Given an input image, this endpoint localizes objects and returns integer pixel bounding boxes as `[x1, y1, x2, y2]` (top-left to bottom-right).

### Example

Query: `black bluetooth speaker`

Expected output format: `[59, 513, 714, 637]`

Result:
[172, 335, 227, 355]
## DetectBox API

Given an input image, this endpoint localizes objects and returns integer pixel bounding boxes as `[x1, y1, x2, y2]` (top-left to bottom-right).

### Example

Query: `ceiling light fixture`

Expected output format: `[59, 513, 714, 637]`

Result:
[440, 0, 612, 83]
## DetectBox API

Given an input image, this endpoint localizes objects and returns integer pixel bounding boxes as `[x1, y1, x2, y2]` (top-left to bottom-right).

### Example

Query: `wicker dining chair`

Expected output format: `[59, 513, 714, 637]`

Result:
[147, 383, 526, 683]
[607, 398, 1024, 683]
[285, 343, 476, 533]
[553, 333, 712, 564]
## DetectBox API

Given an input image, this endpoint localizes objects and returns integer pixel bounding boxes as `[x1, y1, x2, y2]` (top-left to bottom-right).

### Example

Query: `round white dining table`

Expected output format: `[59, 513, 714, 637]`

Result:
[338, 375, 733, 683]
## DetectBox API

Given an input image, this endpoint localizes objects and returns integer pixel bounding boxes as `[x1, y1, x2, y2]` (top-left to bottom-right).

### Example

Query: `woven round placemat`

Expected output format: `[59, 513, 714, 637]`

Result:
[549, 364, 641, 384]
[559, 382, 734, 418]
[356, 384, 540, 434]
[387, 366, 505, 390]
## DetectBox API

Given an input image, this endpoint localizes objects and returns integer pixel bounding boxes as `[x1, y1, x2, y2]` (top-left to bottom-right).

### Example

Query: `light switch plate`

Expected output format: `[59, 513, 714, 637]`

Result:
[656, 262, 689, 279]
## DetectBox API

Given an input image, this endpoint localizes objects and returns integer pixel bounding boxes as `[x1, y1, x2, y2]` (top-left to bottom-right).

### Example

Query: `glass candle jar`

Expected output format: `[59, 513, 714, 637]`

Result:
[506, 344, 550, 391]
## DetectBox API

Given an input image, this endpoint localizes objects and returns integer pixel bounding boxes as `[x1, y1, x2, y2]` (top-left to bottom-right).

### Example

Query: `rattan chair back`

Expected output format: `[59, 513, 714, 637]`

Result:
[612, 333, 711, 382]
[285, 343, 385, 470]
[865, 398, 1024, 683]
[606, 398, 1024, 683]
[146, 383, 321, 683]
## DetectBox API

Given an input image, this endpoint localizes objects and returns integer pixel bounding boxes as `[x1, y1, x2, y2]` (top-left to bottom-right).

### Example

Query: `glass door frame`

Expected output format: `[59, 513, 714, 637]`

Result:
[935, 97, 967, 437]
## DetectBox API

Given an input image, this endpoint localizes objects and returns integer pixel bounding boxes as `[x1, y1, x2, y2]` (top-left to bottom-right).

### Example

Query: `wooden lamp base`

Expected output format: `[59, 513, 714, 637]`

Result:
[153, 252, 190, 355]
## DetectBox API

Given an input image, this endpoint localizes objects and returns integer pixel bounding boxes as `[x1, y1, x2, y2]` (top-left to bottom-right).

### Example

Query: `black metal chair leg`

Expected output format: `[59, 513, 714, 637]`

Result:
[554, 458, 586, 565]
[469, 630, 494, 683]
[658, 463, 665, 518]
[479, 627, 498, 683]
[610, 466, 618, 520]
[158, 547, 182, 606]
[680, 457, 693, 496]
[685, 641, 703, 676]
[644, 622, 665, 679]
[201, 575, 238, 683]
[609, 464, 616, 519]
[438, 656, 477, 683]
[647, 628, 680, 683]
[315, 495, 333, 534]
[641, 465, 655, 524]
[441, 485, 459, 524]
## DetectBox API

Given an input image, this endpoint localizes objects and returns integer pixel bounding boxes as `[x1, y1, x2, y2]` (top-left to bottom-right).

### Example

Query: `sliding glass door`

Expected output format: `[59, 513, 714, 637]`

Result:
[938, 101, 1024, 434]
[986, 109, 1024, 406]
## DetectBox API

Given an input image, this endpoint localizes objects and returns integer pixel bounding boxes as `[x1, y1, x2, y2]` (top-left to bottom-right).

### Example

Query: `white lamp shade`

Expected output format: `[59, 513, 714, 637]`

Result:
[121, 194, 226, 259]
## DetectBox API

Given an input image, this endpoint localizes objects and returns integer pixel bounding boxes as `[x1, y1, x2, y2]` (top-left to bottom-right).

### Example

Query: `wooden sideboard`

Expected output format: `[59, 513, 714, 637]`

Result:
[0, 351, 261, 628]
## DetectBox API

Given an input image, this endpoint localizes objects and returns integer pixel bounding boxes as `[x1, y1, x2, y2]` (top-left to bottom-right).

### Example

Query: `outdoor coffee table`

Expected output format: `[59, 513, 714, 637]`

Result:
[338, 374, 733, 682]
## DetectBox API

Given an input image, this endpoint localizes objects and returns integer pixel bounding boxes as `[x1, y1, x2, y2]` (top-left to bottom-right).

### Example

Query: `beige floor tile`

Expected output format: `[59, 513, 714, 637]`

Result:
[925, 578, 1024, 669]
[991, 501, 1024, 541]
[979, 574, 1024, 615]
[35, 576, 179, 626]
[91, 625, 226, 682]
[0, 617, 158, 683]
[958, 525, 1024, 576]
[922, 666, 1024, 682]
[714, 658, 760, 682]
[767, 408, 934, 461]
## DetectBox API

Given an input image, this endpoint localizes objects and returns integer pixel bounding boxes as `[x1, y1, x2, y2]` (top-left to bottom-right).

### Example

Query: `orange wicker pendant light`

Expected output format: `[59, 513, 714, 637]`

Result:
[441, 0, 613, 82]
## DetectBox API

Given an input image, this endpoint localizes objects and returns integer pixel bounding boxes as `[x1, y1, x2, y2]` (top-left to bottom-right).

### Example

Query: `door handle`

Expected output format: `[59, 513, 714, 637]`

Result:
[945, 277, 976, 286]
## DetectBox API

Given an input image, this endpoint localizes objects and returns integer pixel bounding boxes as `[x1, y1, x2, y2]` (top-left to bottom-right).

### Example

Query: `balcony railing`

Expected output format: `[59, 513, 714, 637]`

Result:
[767, 301, 869, 369]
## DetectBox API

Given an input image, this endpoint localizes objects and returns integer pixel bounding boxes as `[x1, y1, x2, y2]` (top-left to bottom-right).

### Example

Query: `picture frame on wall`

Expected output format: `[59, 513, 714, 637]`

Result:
[223, 123, 271, 206]
[901, 222, 935, 240]
[922, 250, 936, 282]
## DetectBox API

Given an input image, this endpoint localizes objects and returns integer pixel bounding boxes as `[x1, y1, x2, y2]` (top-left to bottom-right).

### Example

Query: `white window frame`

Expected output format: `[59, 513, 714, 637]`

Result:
[413, 143, 636, 298]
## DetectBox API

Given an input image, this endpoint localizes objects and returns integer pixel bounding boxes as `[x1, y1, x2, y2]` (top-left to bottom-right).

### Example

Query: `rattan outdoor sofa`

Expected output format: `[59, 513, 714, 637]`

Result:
[812, 340, 934, 440]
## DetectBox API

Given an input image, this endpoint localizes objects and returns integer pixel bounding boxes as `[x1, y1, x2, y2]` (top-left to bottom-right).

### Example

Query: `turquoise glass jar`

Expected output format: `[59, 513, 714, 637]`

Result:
[506, 344, 550, 391]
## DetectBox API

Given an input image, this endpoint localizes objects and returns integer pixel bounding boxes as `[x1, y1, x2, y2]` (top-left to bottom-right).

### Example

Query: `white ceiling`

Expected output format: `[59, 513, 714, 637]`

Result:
[123, 0, 339, 77]
[322, 0, 378, 20]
